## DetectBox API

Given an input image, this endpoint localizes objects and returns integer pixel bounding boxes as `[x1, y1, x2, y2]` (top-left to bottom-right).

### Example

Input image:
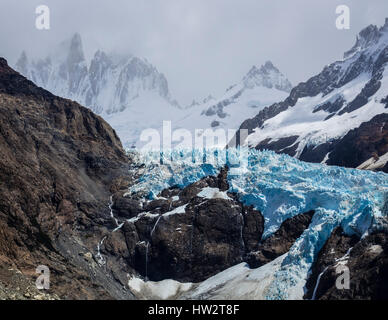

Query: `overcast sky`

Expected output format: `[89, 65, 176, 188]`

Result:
[0, 0, 387, 105]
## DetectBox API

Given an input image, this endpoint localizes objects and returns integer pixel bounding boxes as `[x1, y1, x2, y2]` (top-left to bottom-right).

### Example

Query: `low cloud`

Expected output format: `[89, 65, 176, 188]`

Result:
[0, 0, 387, 105]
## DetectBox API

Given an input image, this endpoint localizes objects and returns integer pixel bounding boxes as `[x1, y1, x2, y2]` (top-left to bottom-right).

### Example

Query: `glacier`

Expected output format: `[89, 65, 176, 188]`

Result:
[128, 148, 388, 299]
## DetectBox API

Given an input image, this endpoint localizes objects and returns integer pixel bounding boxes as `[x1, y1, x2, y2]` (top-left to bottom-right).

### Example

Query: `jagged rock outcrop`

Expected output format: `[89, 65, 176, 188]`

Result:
[304, 226, 388, 300]
[15, 34, 174, 115]
[242, 61, 292, 93]
[14, 34, 180, 149]
[246, 211, 315, 268]
[0, 57, 134, 299]
[102, 168, 265, 282]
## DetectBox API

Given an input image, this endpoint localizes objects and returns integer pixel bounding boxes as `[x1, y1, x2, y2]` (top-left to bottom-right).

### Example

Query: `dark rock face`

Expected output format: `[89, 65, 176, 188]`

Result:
[338, 71, 382, 115]
[304, 227, 360, 300]
[107, 166, 320, 284]
[151, 198, 245, 282]
[255, 136, 299, 157]
[116, 168, 265, 282]
[305, 227, 388, 300]
[313, 97, 345, 114]
[326, 113, 388, 171]
[246, 211, 315, 268]
[298, 142, 334, 164]
[0, 58, 133, 299]
[382, 95, 388, 108]
[243, 205, 266, 253]
[112, 197, 142, 219]
[296, 113, 388, 171]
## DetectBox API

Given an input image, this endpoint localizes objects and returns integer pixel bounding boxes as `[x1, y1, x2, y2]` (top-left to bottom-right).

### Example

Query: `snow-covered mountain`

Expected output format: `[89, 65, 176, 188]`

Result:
[15, 33, 292, 149]
[173, 61, 292, 148]
[15, 35, 292, 149]
[14, 33, 182, 148]
[237, 19, 388, 172]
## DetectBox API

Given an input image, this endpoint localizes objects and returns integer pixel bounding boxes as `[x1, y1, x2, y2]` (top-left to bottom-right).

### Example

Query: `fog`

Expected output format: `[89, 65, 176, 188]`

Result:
[0, 0, 387, 105]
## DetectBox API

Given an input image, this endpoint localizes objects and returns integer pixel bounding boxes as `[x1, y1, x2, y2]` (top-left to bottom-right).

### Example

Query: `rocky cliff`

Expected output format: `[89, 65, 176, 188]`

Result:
[0, 57, 133, 299]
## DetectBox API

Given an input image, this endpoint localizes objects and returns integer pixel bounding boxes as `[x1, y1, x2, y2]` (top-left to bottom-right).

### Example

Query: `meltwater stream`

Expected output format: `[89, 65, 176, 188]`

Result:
[96, 196, 125, 266]
[145, 215, 163, 281]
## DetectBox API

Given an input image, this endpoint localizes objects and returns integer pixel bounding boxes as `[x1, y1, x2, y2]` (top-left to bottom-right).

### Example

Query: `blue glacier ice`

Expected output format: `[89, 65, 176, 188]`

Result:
[128, 149, 223, 199]
[128, 148, 388, 299]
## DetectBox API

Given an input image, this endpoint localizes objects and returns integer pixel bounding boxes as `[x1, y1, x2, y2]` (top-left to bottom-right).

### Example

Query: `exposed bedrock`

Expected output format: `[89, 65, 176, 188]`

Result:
[0, 57, 134, 299]
[304, 225, 388, 300]
[105, 168, 263, 282]
[246, 210, 315, 268]
[106, 167, 317, 283]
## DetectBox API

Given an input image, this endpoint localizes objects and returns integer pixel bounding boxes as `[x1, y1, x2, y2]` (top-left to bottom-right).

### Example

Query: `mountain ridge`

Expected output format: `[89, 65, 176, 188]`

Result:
[15, 33, 179, 114]
[0, 57, 134, 299]
[16, 37, 293, 149]
[235, 19, 388, 172]
[172, 60, 292, 148]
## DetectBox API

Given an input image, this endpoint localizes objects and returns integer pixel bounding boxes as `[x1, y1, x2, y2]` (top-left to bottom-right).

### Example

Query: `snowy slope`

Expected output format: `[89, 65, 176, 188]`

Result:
[182, 254, 287, 300]
[238, 20, 388, 171]
[173, 61, 291, 148]
[246, 72, 386, 157]
[127, 148, 387, 299]
[128, 254, 288, 300]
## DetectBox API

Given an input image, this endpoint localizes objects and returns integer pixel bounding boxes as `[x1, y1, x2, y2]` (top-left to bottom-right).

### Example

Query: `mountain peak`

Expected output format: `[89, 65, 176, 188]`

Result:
[0, 57, 13, 74]
[68, 33, 85, 64]
[94, 49, 109, 61]
[344, 21, 386, 59]
[243, 61, 292, 92]
[71, 32, 82, 45]
[262, 60, 278, 72]
[358, 24, 380, 43]
[15, 51, 28, 75]
[382, 17, 388, 30]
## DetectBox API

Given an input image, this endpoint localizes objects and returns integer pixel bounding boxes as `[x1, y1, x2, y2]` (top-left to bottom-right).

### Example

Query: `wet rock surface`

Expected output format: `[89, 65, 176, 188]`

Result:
[304, 226, 388, 300]
[303, 227, 360, 300]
